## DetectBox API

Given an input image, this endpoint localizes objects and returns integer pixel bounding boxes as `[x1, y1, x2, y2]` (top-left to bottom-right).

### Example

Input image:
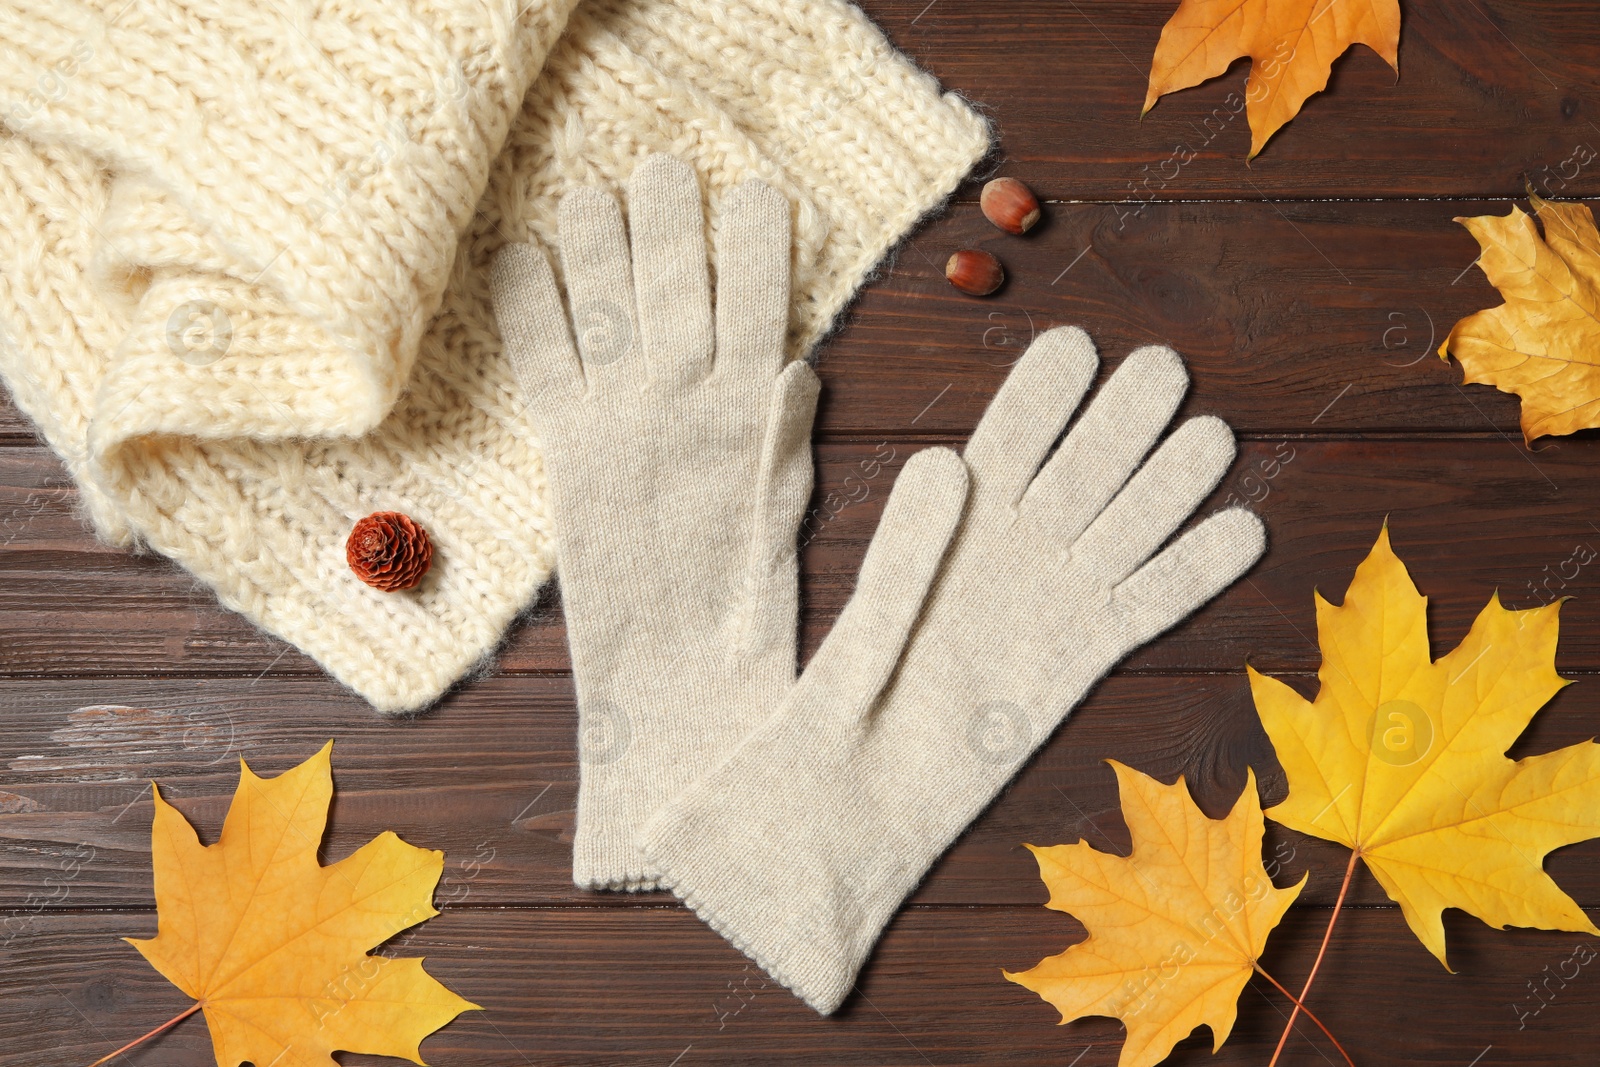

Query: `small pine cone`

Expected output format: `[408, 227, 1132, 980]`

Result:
[347, 512, 433, 591]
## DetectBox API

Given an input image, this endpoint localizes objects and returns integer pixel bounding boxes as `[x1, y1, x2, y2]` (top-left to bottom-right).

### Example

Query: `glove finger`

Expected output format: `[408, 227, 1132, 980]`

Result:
[489, 242, 584, 403]
[738, 359, 820, 655]
[1112, 506, 1266, 647]
[628, 154, 714, 384]
[964, 326, 1097, 511]
[559, 185, 641, 380]
[714, 178, 790, 381]
[1075, 415, 1236, 584]
[1020, 344, 1187, 542]
[806, 447, 969, 720]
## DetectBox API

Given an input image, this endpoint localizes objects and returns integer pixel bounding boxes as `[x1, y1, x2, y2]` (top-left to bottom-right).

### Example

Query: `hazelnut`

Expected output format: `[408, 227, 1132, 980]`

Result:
[981, 177, 1041, 235]
[946, 249, 1005, 296]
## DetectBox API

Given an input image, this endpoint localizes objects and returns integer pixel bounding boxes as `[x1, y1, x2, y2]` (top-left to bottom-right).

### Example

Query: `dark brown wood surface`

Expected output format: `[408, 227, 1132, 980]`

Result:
[4, 2, 1599, 1064]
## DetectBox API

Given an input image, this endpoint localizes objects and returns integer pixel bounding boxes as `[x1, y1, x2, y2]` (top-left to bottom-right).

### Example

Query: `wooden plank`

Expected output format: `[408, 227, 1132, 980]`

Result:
[874, 0, 1600, 199]
[0, 199, 1535, 440]
[7, 437, 1600, 676]
[4, 674, 1598, 911]
[7, 905, 1593, 1065]
[819, 199, 1521, 437]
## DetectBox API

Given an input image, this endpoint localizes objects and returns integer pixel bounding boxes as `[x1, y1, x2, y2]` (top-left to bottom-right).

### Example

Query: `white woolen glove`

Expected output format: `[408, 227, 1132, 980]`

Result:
[641, 326, 1266, 1012]
[489, 154, 817, 889]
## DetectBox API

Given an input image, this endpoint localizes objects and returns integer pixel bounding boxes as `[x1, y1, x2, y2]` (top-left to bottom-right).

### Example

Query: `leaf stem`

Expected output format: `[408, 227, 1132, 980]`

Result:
[1268, 849, 1360, 1067]
[86, 1001, 202, 1067]
[1253, 964, 1354, 1066]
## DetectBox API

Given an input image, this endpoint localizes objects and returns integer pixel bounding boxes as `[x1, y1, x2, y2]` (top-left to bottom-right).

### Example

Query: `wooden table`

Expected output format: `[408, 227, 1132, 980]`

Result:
[4, 2, 1598, 1063]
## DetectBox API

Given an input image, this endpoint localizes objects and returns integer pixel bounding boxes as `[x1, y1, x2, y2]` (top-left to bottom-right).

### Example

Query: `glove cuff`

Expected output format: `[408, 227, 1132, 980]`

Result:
[572, 840, 661, 893]
[644, 793, 861, 1014]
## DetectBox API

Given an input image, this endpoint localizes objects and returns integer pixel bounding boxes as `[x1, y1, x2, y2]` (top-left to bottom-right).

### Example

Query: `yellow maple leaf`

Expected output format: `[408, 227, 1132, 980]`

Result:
[1252, 525, 1600, 968]
[124, 742, 479, 1067]
[1005, 762, 1305, 1067]
[1438, 194, 1600, 443]
[1143, 0, 1400, 158]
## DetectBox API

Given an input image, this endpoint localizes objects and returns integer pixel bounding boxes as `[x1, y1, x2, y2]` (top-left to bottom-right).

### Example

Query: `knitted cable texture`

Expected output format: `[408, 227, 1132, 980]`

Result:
[0, 0, 991, 712]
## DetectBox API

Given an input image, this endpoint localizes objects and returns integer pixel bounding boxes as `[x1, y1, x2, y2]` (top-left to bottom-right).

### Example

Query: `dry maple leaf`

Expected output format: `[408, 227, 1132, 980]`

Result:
[1251, 525, 1600, 968]
[122, 742, 479, 1067]
[1438, 193, 1600, 443]
[1005, 762, 1305, 1067]
[1143, 0, 1400, 158]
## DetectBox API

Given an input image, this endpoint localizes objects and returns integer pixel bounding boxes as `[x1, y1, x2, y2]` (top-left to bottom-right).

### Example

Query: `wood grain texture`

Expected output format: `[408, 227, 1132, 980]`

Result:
[5, 907, 1591, 1066]
[0, 199, 1540, 440]
[5, 0, 1600, 1062]
[815, 200, 1523, 436]
[3, 675, 1597, 915]
[884, 0, 1600, 199]
[10, 438, 1600, 675]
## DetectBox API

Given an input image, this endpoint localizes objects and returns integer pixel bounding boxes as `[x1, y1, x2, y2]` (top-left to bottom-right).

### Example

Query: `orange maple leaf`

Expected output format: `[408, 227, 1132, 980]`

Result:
[1006, 763, 1310, 1067]
[1439, 194, 1600, 443]
[110, 742, 478, 1067]
[1253, 525, 1600, 966]
[1143, 0, 1400, 158]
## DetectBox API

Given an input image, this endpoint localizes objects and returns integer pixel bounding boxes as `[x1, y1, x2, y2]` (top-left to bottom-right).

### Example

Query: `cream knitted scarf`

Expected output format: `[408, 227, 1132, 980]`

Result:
[0, 0, 990, 712]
